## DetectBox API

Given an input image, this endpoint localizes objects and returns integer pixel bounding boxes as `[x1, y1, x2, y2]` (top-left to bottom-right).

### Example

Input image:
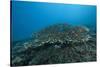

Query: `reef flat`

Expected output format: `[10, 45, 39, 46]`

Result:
[11, 23, 96, 66]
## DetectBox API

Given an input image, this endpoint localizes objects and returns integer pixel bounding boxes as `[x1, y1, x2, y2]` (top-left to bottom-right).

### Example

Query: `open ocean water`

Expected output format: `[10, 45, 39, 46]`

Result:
[11, 1, 96, 42]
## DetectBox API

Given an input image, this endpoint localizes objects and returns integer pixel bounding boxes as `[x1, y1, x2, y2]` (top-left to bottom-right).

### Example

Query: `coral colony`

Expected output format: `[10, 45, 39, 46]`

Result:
[11, 23, 96, 66]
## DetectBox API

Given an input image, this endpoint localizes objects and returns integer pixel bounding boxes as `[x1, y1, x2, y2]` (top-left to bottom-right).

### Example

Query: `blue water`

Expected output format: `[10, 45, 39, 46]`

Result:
[11, 1, 96, 41]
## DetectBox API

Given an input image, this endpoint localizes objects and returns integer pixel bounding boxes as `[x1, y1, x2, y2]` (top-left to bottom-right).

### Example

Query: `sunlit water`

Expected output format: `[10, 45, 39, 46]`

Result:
[11, 1, 96, 41]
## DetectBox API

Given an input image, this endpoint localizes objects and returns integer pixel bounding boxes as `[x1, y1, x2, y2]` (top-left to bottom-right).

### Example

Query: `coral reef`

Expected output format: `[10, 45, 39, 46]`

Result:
[11, 23, 96, 66]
